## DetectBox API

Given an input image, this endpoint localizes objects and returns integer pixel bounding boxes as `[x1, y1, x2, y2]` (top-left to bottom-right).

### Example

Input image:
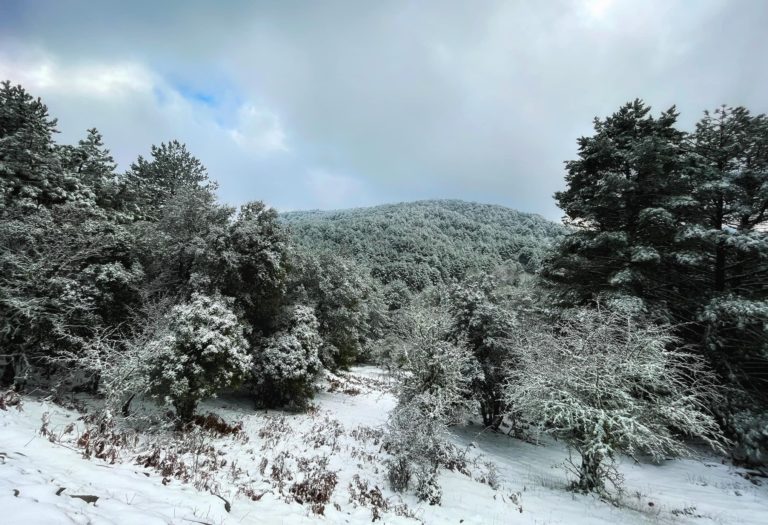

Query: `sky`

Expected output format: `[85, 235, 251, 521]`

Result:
[1, 0, 767, 220]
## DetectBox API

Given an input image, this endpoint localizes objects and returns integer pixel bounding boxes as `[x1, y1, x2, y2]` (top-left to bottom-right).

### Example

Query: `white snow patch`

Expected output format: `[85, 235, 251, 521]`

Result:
[1, 368, 767, 524]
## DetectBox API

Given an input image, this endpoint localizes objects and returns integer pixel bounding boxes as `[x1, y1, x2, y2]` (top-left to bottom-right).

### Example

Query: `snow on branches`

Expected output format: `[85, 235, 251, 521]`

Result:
[146, 293, 251, 422]
[505, 307, 727, 493]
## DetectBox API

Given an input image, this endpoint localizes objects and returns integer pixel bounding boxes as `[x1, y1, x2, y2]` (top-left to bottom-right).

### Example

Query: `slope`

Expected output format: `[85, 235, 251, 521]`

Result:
[281, 199, 565, 290]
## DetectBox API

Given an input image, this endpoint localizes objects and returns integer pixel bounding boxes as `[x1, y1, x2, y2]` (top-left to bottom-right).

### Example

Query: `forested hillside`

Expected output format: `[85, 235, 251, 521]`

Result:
[282, 200, 564, 290]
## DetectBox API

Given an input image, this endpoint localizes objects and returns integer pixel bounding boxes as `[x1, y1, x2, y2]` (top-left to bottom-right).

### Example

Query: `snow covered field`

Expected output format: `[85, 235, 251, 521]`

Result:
[2, 367, 767, 525]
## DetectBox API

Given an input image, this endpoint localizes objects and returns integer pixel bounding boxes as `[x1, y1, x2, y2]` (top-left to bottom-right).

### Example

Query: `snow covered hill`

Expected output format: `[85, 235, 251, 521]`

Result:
[2, 368, 767, 525]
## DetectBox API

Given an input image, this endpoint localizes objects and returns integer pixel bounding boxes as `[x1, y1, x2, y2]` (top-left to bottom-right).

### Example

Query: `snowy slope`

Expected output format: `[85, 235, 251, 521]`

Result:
[2, 367, 767, 525]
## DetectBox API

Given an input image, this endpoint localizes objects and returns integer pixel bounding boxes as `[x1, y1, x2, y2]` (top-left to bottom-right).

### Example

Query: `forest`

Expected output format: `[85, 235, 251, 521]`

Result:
[1, 80, 767, 522]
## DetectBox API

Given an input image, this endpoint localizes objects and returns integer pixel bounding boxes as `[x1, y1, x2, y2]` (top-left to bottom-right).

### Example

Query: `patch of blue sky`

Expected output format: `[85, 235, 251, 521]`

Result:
[172, 75, 248, 127]
[173, 81, 219, 108]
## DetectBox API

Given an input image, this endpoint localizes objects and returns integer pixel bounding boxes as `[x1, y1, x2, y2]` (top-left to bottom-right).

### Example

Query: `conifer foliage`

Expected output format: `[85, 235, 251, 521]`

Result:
[544, 101, 768, 466]
[0, 81, 334, 415]
[145, 293, 251, 422]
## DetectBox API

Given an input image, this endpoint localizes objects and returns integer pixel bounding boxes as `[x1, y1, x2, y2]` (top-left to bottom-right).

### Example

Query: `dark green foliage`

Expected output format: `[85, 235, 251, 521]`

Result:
[132, 184, 232, 299]
[145, 293, 251, 422]
[59, 128, 120, 211]
[382, 280, 412, 311]
[448, 276, 513, 429]
[447, 272, 545, 430]
[544, 100, 693, 311]
[0, 204, 143, 365]
[119, 140, 211, 221]
[214, 201, 290, 335]
[690, 107, 768, 381]
[288, 249, 383, 369]
[282, 200, 565, 292]
[0, 81, 304, 410]
[544, 100, 768, 464]
[0, 81, 74, 209]
[689, 107, 768, 462]
[250, 304, 322, 409]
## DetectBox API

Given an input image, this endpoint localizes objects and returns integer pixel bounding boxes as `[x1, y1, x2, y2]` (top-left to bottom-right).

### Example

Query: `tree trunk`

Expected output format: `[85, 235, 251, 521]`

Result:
[0, 357, 16, 388]
[173, 398, 197, 426]
[576, 450, 603, 493]
[121, 393, 136, 417]
[714, 196, 726, 292]
[480, 395, 504, 431]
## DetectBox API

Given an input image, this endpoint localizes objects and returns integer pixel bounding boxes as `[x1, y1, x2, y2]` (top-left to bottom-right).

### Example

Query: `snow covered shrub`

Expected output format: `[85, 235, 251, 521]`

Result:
[447, 276, 544, 429]
[145, 293, 251, 422]
[414, 463, 442, 505]
[0, 388, 22, 411]
[349, 474, 389, 521]
[728, 408, 768, 466]
[390, 304, 478, 417]
[385, 394, 471, 505]
[0, 204, 143, 386]
[384, 303, 478, 502]
[136, 427, 222, 490]
[385, 397, 446, 498]
[251, 305, 322, 408]
[48, 300, 174, 420]
[77, 411, 139, 463]
[396, 338, 478, 421]
[505, 307, 727, 494]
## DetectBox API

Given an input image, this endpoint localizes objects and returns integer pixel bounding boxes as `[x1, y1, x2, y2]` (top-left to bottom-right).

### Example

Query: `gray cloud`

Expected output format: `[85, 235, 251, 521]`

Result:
[1, 0, 767, 219]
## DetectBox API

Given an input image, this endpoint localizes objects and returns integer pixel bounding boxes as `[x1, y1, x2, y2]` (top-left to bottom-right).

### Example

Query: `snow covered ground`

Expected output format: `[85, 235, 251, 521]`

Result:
[1, 367, 767, 524]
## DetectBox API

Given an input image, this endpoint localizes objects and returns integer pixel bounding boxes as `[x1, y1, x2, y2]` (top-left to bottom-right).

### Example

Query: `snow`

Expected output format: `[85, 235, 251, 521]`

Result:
[2, 368, 767, 524]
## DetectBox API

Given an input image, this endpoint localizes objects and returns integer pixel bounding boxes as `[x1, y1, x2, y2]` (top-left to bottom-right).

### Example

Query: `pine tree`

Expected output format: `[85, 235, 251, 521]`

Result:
[543, 100, 693, 313]
[0, 81, 72, 209]
[543, 100, 768, 464]
[133, 184, 232, 298]
[60, 128, 119, 210]
[120, 140, 210, 221]
[691, 107, 768, 369]
[690, 107, 768, 463]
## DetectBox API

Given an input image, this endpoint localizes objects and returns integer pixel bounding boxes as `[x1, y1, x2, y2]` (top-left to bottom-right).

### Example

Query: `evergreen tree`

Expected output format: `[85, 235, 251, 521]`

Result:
[146, 293, 251, 422]
[251, 304, 322, 408]
[543, 100, 693, 313]
[215, 201, 289, 335]
[690, 107, 768, 463]
[0, 81, 74, 209]
[288, 249, 381, 369]
[133, 184, 232, 299]
[448, 276, 515, 429]
[60, 128, 119, 210]
[545, 100, 768, 464]
[120, 140, 210, 221]
[0, 203, 143, 387]
[691, 106, 768, 371]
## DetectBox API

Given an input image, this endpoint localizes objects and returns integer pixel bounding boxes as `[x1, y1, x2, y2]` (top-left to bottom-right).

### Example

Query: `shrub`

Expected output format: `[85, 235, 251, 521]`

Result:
[146, 293, 251, 422]
[383, 303, 478, 502]
[251, 305, 322, 408]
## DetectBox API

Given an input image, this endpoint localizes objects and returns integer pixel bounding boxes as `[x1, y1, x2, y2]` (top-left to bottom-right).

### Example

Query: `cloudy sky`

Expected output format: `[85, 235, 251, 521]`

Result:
[1, 1, 767, 219]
